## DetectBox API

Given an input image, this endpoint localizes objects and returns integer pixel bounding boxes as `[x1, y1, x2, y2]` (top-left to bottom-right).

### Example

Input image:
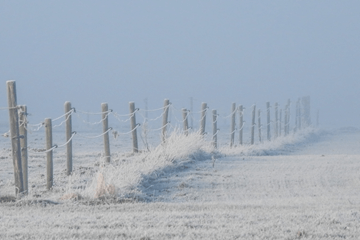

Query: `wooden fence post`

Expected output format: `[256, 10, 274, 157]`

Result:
[258, 109, 262, 143]
[230, 103, 236, 147]
[162, 99, 170, 143]
[239, 105, 243, 145]
[266, 102, 271, 141]
[45, 118, 53, 190]
[212, 109, 218, 148]
[65, 101, 73, 175]
[129, 102, 139, 153]
[182, 108, 189, 136]
[274, 102, 278, 139]
[102, 103, 111, 163]
[251, 105, 256, 145]
[200, 102, 207, 135]
[19, 105, 28, 194]
[6, 80, 24, 196]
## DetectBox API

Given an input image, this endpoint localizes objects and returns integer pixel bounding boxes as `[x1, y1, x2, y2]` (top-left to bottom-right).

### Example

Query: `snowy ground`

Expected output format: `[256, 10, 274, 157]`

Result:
[2, 127, 360, 239]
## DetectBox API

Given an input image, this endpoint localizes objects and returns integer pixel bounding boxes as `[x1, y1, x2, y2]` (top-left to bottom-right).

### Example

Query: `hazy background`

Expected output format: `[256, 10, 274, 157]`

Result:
[1, 1, 359, 128]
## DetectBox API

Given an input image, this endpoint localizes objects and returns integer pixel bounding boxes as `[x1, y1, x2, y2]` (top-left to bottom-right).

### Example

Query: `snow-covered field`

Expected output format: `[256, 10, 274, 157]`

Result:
[1, 126, 360, 239]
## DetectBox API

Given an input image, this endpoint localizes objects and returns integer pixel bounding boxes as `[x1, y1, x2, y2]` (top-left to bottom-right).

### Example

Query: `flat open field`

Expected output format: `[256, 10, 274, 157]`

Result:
[1, 128, 360, 239]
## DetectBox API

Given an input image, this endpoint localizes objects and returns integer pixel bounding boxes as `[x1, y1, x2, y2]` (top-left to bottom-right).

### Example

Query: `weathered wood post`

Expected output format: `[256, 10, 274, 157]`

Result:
[19, 105, 28, 194]
[65, 101, 73, 175]
[102, 103, 111, 163]
[266, 102, 271, 141]
[239, 105, 243, 145]
[200, 102, 207, 135]
[258, 109, 262, 143]
[274, 102, 278, 139]
[6, 80, 24, 196]
[212, 109, 218, 148]
[162, 99, 170, 143]
[129, 102, 139, 153]
[251, 105, 256, 145]
[230, 103, 236, 147]
[45, 118, 53, 190]
[182, 108, 189, 136]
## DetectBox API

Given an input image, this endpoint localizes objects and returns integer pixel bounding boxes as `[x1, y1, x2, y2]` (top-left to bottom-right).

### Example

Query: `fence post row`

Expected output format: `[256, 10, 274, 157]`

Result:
[251, 104, 256, 145]
[6, 80, 24, 196]
[162, 99, 170, 143]
[182, 108, 189, 136]
[212, 109, 218, 149]
[19, 105, 28, 194]
[129, 102, 139, 153]
[230, 102, 236, 147]
[64, 101, 73, 175]
[200, 102, 207, 135]
[102, 103, 111, 163]
[45, 118, 53, 190]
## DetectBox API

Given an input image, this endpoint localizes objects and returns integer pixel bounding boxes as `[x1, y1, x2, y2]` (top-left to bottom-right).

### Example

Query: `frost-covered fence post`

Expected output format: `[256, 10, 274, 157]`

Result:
[200, 102, 207, 135]
[212, 109, 218, 148]
[274, 102, 278, 139]
[239, 105, 243, 145]
[45, 118, 53, 190]
[251, 105, 256, 145]
[129, 102, 139, 153]
[258, 109, 262, 143]
[230, 103, 236, 147]
[6, 80, 24, 196]
[162, 99, 170, 143]
[65, 101, 73, 175]
[182, 108, 189, 136]
[266, 102, 271, 141]
[19, 105, 28, 194]
[102, 103, 111, 163]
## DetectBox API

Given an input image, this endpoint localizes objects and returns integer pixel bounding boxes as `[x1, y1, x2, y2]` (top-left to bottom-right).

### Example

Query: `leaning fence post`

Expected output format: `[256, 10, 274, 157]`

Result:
[230, 103, 236, 147]
[258, 109, 262, 143]
[129, 102, 139, 153]
[6, 80, 24, 196]
[102, 103, 111, 163]
[200, 102, 207, 135]
[212, 109, 218, 149]
[19, 105, 28, 194]
[162, 99, 170, 143]
[182, 108, 189, 136]
[251, 105, 256, 145]
[65, 101, 73, 175]
[239, 105, 243, 145]
[19, 105, 28, 193]
[266, 102, 271, 141]
[45, 118, 53, 190]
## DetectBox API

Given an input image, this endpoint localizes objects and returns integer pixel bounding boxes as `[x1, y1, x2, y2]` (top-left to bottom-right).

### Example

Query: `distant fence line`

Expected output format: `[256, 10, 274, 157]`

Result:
[2, 80, 312, 197]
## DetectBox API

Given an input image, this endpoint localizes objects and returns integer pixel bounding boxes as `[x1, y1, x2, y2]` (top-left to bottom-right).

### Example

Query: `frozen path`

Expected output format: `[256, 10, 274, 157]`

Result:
[2, 128, 360, 239]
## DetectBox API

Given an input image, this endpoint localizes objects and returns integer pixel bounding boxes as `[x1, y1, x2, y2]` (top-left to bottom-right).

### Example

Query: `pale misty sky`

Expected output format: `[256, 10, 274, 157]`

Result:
[1, 1, 359, 128]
